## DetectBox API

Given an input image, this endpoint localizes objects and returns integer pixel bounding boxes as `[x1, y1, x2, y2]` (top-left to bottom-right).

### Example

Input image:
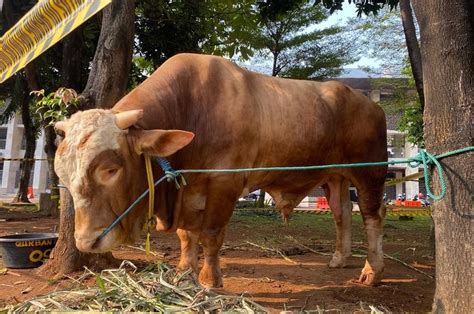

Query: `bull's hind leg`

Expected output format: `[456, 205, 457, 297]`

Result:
[355, 180, 386, 285]
[177, 228, 199, 274]
[324, 179, 353, 268]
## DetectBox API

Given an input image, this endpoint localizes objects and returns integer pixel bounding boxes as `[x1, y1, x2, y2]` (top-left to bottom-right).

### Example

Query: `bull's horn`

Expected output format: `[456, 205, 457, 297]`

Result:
[115, 109, 144, 129]
[55, 120, 69, 133]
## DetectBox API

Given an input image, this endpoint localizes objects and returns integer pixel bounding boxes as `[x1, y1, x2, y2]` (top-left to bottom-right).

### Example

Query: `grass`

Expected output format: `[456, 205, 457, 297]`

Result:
[229, 208, 433, 255]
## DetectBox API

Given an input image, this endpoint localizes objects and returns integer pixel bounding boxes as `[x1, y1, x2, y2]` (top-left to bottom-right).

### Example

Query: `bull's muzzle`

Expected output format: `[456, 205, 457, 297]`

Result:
[75, 230, 111, 253]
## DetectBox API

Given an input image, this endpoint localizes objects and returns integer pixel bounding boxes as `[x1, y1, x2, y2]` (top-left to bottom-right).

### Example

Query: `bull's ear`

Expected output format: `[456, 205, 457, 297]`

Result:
[131, 129, 195, 157]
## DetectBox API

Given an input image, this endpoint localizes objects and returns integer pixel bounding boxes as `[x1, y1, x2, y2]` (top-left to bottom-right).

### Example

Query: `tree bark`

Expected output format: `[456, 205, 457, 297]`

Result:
[11, 75, 35, 203]
[39, 0, 136, 277]
[399, 0, 424, 112]
[81, 0, 135, 109]
[61, 28, 85, 91]
[3, 1, 38, 204]
[43, 126, 60, 215]
[412, 1, 473, 313]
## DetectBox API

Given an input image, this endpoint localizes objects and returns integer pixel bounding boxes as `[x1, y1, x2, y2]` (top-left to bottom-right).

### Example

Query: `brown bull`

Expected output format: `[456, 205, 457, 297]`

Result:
[54, 53, 387, 287]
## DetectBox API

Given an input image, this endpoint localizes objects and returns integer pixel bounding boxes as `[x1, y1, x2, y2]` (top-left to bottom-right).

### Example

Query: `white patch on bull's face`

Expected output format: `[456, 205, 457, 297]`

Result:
[55, 110, 123, 193]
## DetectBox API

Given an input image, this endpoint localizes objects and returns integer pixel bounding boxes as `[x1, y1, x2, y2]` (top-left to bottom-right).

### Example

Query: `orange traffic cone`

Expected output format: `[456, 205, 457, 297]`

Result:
[27, 186, 34, 199]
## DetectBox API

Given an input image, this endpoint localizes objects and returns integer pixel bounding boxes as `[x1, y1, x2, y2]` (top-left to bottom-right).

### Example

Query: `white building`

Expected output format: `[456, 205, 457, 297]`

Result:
[0, 111, 49, 197]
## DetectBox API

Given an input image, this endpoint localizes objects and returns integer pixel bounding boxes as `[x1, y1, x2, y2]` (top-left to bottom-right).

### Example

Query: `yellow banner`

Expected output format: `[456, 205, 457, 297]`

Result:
[0, 0, 111, 83]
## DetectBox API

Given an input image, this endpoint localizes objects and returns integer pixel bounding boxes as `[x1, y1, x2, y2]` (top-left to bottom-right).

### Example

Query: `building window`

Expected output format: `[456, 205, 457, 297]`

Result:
[0, 128, 7, 149]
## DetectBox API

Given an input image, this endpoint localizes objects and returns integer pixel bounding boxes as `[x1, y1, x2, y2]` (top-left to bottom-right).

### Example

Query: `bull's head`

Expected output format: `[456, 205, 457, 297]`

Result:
[54, 109, 194, 253]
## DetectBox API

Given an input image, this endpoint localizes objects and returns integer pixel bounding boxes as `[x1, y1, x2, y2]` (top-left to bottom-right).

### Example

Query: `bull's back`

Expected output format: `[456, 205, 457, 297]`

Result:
[201, 64, 387, 168]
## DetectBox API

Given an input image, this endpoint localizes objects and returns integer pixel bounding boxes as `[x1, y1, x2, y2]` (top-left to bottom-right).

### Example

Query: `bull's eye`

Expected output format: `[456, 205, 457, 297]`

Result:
[96, 167, 121, 185]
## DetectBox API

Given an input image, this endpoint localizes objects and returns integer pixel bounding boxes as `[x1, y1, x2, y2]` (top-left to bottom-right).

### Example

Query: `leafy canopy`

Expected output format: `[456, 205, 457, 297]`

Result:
[251, 1, 356, 79]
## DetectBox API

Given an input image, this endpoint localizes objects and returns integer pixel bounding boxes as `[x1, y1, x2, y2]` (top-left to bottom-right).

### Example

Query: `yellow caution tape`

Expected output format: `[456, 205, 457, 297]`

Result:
[385, 172, 423, 187]
[0, 0, 111, 83]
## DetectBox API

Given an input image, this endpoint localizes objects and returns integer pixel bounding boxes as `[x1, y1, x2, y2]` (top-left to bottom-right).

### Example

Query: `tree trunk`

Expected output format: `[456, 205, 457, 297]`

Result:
[399, 0, 424, 111]
[61, 27, 85, 91]
[40, 0, 136, 277]
[3, 1, 37, 204]
[43, 126, 60, 215]
[81, 0, 135, 109]
[412, 1, 473, 313]
[11, 75, 35, 203]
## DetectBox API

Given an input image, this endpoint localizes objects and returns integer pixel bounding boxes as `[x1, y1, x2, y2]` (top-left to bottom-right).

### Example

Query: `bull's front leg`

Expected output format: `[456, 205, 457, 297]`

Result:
[176, 228, 199, 273]
[199, 227, 226, 288]
[195, 177, 241, 288]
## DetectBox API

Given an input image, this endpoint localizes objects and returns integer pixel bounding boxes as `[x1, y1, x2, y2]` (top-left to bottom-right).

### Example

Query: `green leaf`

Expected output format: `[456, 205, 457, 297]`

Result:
[95, 274, 106, 293]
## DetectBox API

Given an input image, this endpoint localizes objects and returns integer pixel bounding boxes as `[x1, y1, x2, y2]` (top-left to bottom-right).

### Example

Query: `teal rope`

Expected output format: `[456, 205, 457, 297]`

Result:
[413, 150, 446, 201]
[171, 146, 473, 201]
[95, 146, 472, 240]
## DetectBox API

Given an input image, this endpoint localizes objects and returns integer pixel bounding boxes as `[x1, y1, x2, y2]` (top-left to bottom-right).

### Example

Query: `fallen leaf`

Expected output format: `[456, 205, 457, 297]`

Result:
[21, 286, 33, 294]
[14, 280, 26, 285]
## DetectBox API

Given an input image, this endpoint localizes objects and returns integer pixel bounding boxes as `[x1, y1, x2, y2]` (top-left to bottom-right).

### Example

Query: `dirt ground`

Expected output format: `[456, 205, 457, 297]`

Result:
[0, 209, 435, 312]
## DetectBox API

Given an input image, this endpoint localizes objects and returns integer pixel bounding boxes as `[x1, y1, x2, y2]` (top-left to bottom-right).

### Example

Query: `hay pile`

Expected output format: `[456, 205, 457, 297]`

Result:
[7, 261, 266, 312]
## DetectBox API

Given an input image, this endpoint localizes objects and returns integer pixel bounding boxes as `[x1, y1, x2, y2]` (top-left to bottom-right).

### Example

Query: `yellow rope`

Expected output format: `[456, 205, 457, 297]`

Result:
[144, 154, 155, 255]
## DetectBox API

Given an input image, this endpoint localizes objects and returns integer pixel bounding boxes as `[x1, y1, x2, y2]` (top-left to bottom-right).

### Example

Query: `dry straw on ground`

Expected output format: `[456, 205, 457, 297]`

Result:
[4, 260, 267, 312]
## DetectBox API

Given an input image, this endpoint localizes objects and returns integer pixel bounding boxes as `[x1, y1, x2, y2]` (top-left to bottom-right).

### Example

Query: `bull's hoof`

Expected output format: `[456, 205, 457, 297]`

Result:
[357, 264, 383, 286]
[328, 252, 349, 268]
[198, 268, 223, 288]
